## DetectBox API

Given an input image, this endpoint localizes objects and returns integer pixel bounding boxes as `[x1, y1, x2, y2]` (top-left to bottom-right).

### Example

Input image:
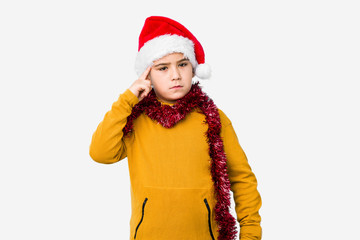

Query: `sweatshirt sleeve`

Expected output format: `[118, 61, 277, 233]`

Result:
[89, 89, 139, 164]
[219, 110, 262, 240]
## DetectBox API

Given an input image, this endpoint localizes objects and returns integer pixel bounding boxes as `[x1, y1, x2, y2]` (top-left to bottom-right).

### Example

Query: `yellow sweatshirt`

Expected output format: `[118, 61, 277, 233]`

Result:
[89, 89, 262, 240]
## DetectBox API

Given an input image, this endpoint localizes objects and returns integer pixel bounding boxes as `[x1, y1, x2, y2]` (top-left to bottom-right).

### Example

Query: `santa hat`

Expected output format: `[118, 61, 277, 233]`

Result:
[135, 16, 211, 79]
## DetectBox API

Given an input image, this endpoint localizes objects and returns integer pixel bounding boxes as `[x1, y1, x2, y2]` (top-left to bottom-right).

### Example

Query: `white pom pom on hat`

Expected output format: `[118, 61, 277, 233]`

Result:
[195, 63, 211, 79]
[135, 16, 211, 79]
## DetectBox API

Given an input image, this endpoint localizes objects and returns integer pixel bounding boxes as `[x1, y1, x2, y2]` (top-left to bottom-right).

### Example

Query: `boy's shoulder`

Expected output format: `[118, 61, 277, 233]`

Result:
[217, 108, 232, 127]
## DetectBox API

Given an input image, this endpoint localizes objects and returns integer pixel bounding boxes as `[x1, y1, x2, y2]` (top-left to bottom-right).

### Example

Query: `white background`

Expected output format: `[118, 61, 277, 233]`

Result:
[1, 0, 359, 239]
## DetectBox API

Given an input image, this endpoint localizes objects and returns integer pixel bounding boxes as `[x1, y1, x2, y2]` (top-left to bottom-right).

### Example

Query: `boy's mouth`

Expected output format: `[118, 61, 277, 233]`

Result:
[170, 85, 182, 89]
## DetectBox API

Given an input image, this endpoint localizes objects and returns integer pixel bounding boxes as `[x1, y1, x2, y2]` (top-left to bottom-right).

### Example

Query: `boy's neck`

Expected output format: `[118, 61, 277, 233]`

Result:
[156, 97, 175, 106]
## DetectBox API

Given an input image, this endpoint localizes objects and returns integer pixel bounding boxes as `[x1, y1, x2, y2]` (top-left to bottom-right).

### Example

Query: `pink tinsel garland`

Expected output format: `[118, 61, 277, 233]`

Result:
[123, 82, 237, 240]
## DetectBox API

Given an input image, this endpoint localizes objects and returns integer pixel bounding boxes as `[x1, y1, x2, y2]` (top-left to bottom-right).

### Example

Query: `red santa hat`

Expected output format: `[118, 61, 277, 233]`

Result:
[135, 16, 211, 79]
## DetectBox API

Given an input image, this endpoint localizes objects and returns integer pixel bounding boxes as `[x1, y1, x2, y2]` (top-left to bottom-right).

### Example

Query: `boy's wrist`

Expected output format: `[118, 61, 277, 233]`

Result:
[122, 89, 139, 107]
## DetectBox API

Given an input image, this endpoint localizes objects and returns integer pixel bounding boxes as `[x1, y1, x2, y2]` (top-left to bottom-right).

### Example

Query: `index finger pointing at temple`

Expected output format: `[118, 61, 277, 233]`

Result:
[140, 66, 152, 80]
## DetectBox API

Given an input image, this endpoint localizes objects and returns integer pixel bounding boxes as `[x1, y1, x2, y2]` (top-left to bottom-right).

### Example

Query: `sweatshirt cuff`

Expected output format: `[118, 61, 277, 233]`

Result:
[121, 89, 139, 108]
[240, 225, 262, 240]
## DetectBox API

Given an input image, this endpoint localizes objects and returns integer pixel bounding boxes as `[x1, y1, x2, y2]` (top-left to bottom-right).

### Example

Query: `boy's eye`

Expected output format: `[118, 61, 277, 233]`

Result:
[158, 66, 167, 71]
[179, 62, 188, 67]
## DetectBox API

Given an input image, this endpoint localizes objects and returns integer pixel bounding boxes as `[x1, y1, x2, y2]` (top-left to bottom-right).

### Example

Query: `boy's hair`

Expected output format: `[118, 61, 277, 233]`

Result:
[135, 16, 211, 79]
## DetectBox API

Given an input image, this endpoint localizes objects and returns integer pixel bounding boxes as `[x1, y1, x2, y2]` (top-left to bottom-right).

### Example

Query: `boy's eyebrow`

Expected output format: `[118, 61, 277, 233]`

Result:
[153, 58, 190, 67]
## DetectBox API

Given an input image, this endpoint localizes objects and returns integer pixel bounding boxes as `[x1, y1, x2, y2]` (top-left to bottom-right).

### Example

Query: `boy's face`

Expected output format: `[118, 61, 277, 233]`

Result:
[149, 52, 194, 104]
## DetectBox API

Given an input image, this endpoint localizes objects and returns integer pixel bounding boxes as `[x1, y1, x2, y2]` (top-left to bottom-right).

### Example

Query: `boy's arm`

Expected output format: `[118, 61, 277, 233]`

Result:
[219, 111, 262, 240]
[89, 67, 151, 164]
[89, 89, 139, 164]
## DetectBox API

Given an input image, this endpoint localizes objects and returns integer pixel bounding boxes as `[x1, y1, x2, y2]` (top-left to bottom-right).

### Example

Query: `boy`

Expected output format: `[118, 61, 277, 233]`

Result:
[89, 16, 262, 240]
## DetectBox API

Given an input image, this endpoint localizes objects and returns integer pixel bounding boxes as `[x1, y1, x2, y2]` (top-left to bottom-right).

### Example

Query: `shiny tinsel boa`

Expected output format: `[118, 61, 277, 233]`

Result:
[123, 82, 237, 240]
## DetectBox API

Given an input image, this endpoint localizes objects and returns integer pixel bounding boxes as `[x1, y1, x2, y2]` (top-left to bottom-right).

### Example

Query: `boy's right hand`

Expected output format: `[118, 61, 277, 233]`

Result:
[129, 67, 152, 101]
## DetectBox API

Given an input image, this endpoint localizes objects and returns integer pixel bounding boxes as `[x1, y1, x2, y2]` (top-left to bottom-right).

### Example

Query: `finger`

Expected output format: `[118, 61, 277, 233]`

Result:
[143, 79, 151, 88]
[140, 66, 152, 80]
[143, 85, 151, 96]
[139, 91, 147, 100]
[137, 83, 150, 94]
[139, 85, 151, 99]
[138, 79, 151, 93]
[138, 81, 151, 92]
[139, 92, 146, 100]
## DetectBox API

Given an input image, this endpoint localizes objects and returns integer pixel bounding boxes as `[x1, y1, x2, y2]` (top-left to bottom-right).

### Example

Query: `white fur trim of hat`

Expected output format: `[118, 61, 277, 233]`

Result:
[135, 34, 211, 79]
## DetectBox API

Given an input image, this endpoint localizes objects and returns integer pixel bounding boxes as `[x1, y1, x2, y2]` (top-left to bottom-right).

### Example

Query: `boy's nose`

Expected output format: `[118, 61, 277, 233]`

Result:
[171, 67, 181, 80]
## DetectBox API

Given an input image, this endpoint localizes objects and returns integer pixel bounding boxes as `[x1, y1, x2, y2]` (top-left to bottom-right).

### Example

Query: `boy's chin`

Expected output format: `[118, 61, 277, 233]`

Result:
[171, 90, 191, 99]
